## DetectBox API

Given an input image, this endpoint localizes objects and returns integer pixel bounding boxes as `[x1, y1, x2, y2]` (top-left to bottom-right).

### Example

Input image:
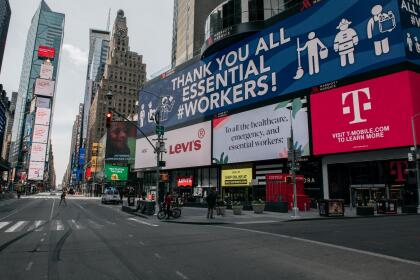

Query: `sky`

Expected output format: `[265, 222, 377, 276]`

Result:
[0, 0, 174, 184]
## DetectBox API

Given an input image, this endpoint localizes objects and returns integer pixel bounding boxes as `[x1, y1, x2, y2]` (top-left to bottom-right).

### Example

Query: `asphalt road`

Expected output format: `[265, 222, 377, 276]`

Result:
[0, 195, 419, 280]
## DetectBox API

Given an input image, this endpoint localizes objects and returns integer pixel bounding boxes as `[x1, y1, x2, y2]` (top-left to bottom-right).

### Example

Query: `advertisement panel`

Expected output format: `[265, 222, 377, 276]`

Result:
[139, 0, 407, 136]
[105, 122, 136, 162]
[177, 176, 193, 187]
[399, 0, 420, 65]
[135, 121, 211, 170]
[221, 167, 253, 187]
[36, 97, 50, 109]
[35, 108, 51, 126]
[311, 71, 417, 155]
[40, 63, 53, 79]
[105, 164, 128, 181]
[34, 78, 55, 97]
[38, 46, 55, 59]
[29, 143, 47, 162]
[32, 125, 49, 144]
[213, 99, 309, 164]
[28, 161, 44, 181]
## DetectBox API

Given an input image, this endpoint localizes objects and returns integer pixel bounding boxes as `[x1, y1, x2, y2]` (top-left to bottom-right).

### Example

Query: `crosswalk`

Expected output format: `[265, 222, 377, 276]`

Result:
[0, 219, 108, 233]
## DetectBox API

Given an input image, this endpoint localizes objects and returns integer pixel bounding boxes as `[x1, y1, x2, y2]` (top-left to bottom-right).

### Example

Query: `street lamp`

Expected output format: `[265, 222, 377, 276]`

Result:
[287, 107, 299, 219]
[411, 112, 420, 214]
[105, 91, 164, 212]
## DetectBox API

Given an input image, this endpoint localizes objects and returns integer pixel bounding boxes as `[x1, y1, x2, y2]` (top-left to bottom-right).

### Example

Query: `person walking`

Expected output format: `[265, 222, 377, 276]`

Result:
[164, 192, 173, 219]
[59, 189, 67, 206]
[206, 188, 217, 219]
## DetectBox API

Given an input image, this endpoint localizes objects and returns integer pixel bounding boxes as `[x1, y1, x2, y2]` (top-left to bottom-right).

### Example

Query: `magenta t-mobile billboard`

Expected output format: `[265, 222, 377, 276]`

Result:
[311, 71, 420, 155]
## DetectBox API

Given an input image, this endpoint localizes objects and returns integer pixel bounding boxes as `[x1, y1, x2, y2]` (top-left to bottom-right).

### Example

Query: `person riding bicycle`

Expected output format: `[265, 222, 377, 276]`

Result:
[164, 192, 173, 219]
[59, 189, 67, 206]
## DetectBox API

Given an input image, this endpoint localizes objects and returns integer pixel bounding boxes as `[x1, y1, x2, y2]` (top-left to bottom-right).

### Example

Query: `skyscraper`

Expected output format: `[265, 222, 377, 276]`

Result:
[0, 0, 11, 74]
[171, 0, 225, 67]
[86, 10, 146, 167]
[9, 0, 64, 184]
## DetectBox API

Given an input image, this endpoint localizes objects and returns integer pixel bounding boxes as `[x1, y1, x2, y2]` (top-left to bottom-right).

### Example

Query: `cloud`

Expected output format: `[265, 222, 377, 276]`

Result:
[62, 44, 88, 66]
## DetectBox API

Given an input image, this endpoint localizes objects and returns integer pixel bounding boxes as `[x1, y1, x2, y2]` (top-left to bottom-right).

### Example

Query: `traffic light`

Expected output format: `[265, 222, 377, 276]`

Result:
[106, 111, 112, 128]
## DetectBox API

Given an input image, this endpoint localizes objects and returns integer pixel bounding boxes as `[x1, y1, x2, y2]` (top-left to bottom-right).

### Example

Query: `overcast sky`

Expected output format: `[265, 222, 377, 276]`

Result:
[0, 0, 173, 184]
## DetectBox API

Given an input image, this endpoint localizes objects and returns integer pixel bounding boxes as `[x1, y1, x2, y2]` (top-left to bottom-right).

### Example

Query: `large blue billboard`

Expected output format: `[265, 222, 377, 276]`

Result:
[399, 0, 420, 65]
[139, 0, 409, 136]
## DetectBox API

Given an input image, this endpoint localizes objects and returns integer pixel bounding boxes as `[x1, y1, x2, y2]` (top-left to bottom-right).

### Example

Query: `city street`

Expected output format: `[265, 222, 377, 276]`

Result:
[0, 196, 419, 280]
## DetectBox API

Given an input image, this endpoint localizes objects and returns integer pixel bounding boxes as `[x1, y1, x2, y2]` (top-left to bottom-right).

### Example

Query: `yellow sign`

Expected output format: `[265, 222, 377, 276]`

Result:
[91, 156, 98, 172]
[221, 167, 252, 187]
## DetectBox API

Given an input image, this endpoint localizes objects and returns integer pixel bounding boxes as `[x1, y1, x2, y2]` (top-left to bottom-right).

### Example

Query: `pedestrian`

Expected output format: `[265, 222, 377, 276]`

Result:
[59, 189, 67, 206]
[206, 188, 217, 219]
[164, 192, 173, 219]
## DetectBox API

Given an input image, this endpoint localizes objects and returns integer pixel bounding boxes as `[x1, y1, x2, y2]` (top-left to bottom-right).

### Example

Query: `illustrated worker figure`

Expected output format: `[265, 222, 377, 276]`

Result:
[298, 31, 328, 75]
[367, 5, 396, 56]
[334, 19, 359, 67]
[139, 104, 145, 127]
[407, 33, 413, 52]
[415, 37, 420, 53]
[160, 96, 175, 122]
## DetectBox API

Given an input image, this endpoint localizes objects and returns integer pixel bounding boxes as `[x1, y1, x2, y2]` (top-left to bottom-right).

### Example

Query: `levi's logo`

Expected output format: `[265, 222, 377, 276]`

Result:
[169, 140, 201, 155]
[342, 87, 372, 125]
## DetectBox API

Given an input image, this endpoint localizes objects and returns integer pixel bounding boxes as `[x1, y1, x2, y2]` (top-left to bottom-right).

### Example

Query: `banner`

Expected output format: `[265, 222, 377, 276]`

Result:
[221, 167, 253, 187]
[139, 0, 406, 135]
[40, 62, 53, 79]
[35, 108, 51, 126]
[105, 122, 136, 162]
[399, 0, 420, 65]
[135, 121, 211, 170]
[29, 143, 47, 162]
[34, 78, 55, 97]
[28, 161, 44, 181]
[38, 45, 55, 59]
[213, 99, 309, 164]
[36, 97, 50, 109]
[32, 125, 49, 144]
[105, 164, 128, 181]
[311, 71, 419, 155]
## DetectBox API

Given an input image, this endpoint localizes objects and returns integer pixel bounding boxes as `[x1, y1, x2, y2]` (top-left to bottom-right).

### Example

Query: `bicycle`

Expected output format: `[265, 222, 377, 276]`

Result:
[157, 203, 182, 220]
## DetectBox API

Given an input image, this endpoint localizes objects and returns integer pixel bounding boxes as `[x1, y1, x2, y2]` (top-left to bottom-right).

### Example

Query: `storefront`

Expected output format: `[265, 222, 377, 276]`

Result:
[221, 165, 253, 202]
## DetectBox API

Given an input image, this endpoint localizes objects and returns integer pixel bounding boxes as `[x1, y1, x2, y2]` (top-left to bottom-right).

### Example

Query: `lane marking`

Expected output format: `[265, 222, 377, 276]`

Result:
[0, 221, 11, 230]
[234, 220, 279, 225]
[40, 238, 45, 242]
[139, 241, 145, 246]
[127, 218, 159, 227]
[87, 219, 103, 229]
[219, 226, 420, 267]
[69, 219, 83, 230]
[5, 221, 28, 233]
[49, 199, 55, 221]
[54, 220, 64, 231]
[105, 220, 116, 225]
[27, 220, 45, 232]
[154, 253, 161, 259]
[176, 271, 188, 280]
[25, 261, 33, 271]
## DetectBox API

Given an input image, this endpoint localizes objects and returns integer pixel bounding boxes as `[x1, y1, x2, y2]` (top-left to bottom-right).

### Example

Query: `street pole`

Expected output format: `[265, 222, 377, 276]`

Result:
[289, 110, 299, 219]
[411, 114, 420, 214]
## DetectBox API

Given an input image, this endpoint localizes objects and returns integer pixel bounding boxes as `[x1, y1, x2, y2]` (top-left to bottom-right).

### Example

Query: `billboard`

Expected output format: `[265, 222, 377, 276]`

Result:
[40, 63, 53, 79]
[139, 0, 407, 136]
[28, 161, 44, 181]
[221, 167, 253, 187]
[213, 99, 309, 164]
[34, 78, 55, 97]
[177, 176, 193, 187]
[36, 97, 50, 109]
[105, 164, 128, 181]
[38, 46, 55, 59]
[35, 108, 51, 126]
[32, 125, 49, 144]
[30, 143, 47, 162]
[105, 122, 136, 162]
[311, 71, 419, 155]
[135, 121, 212, 170]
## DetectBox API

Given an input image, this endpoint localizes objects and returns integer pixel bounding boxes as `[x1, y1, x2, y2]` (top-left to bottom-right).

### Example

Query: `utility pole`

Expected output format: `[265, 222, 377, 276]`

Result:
[288, 108, 300, 219]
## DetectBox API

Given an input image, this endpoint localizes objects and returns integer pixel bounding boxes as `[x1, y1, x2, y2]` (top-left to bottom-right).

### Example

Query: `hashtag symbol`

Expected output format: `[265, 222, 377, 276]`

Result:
[177, 105, 184, 119]
[411, 15, 416, 26]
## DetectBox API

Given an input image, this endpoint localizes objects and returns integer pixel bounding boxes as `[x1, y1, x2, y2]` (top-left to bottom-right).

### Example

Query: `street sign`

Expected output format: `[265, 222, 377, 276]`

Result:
[156, 125, 165, 136]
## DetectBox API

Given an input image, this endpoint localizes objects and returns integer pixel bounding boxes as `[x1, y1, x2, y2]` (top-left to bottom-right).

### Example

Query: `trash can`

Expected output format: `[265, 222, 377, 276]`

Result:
[128, 196, 135, 207]
[319, 199, 344, 217]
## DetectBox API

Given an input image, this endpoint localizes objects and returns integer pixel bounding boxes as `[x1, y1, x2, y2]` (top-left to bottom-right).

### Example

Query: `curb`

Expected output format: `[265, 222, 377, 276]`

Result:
[121, 206, 150, 219]
[161, 220, 229, 225]
[285, 213, 419, 222]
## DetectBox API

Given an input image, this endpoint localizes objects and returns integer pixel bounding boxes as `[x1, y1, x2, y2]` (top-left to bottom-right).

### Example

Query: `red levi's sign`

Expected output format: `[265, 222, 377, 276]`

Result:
[311, 71, 420, 155]
[38, 46, 55, 59]
[177, 176, 193, 187]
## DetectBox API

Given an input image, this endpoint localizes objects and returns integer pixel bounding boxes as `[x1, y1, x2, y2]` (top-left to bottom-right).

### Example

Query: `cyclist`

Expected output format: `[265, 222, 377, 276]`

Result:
[59, 189, 67, 206]
[164, 192, 173, 219]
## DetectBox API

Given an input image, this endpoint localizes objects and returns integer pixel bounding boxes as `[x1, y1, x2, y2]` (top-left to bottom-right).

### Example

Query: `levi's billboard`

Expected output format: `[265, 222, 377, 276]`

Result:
[139, 0, 407, 136]
[135, 121, 211, 170]
[311, 71, 420, 155]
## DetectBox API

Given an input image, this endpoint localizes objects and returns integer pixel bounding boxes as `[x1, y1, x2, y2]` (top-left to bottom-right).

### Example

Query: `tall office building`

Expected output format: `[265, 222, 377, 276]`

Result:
[9, 0, 64, 184]
[171, 0, 224, 67]
[82, 29, 110, 147]
[1, 90, 17, 161]
[86, 10, 146, 166]
[0, 0, 11, 73]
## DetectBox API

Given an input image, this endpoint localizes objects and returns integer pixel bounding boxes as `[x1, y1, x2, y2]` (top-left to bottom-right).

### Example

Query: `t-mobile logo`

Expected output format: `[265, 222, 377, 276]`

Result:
[342, 87, 372, 124]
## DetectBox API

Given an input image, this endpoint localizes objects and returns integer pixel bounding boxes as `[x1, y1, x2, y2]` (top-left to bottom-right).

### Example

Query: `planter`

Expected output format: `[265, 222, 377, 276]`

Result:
[217, 206, 226, 216]
[356, 206, 375, 216]
[232, 205, 243, 215]
[252, 203, 265, 214]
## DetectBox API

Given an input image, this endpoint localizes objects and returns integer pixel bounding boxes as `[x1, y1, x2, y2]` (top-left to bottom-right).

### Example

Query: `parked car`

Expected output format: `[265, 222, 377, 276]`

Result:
[101, 189, 121, 204]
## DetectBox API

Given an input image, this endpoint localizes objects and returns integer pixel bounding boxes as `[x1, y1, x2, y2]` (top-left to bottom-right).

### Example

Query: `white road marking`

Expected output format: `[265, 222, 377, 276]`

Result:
[87, 219, 103, 229]
[234, 220, 278, 225]
[54, 220, 64, 231]
[219, 226, 420, 267]
[154, 253, 161, 259]
[25, 261, 33, 271]
[0, 221, 11, 230]
[105, 220, 116, 225]
[139, 241, 145, 246]
[69, 219, 83, 230]
[127, 218, 159, 227]
[49, 199, 55, 221]
[27, 220, 45, 231]
[40, 238, 45, 242]
[5, 221, 29, 233]
[176, 271, 188, 280]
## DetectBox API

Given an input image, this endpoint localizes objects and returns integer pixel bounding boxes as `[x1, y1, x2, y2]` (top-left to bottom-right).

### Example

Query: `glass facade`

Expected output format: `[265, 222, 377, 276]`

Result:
[9, 1, 64, 172]
[0, 0, 11, 73]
